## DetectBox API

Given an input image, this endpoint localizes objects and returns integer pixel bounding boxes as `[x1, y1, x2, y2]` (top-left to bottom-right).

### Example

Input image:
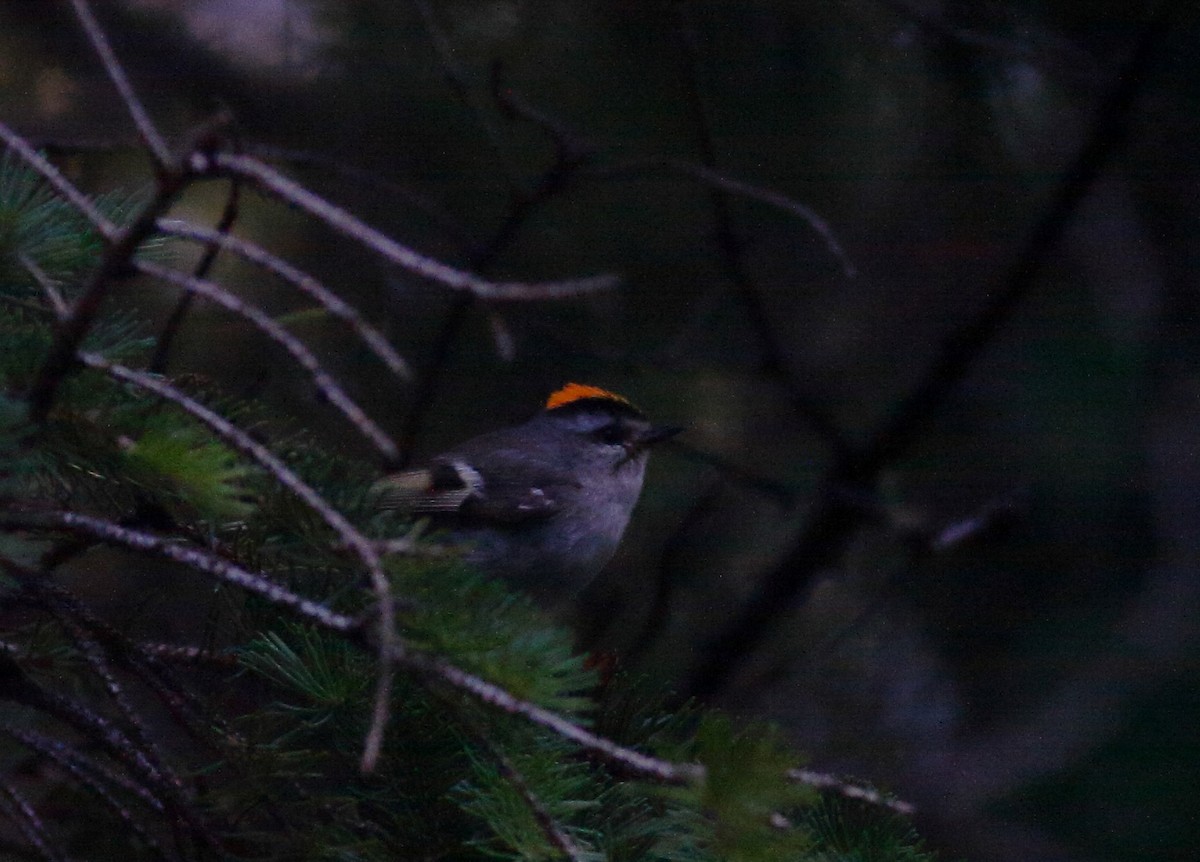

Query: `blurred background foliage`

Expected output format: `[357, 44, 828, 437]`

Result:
[1, 0, 1197, 859]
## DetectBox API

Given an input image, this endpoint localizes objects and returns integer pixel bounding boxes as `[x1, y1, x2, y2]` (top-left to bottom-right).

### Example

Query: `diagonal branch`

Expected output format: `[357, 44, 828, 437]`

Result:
[25, 158, 190, 422]
[1, 509, 358, 633]
[132, 261, 402, 465]
[73, 353, 396, 770]
[150, 174, 242, 373]
[69, 0, 171, 169]
[156, 218, 413, 381]
[0, 121, 116, 237]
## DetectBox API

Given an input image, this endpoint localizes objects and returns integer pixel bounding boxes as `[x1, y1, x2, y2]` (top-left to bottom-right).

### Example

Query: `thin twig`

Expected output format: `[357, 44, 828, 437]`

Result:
[3, 725, 165, 814]
[4, 727, 177, 862]
[132, 260, 402, 465]
[150, 174, 242, 373]
[388, 643, 705, 786]
[17, 254, 67, 318]
[584, 156, 856, 279]
[30, 580, 227, 745]
[672, 3, 853, 461]
[474, 730, 589, 861]
[69, 0, 171, 169]
[52, 349, 395, 768]
[199, 152, 620, 300]
[410, 0, 516, 187]
[247, 142, 471, 241]
[396, 63, 595, 462]
[788, 768, 915, 816]
[43, 597, 188, 799]
[156, 218, 413, 381]
[0, 780, 65, 862]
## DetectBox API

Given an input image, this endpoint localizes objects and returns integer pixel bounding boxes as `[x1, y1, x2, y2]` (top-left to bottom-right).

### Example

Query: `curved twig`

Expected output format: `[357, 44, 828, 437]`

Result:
[156, 219, 413, 381]
[133, 261, 401, 465]
[69, 0, 171, 169]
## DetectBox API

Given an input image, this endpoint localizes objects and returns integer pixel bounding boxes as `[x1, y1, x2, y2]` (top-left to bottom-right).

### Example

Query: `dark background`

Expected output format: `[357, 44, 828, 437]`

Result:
[2, 1, 1197, 859]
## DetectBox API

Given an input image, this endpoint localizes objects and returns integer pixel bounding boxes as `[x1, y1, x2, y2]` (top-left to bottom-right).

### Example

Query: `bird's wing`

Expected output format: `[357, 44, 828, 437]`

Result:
[372, 457, 578, 524]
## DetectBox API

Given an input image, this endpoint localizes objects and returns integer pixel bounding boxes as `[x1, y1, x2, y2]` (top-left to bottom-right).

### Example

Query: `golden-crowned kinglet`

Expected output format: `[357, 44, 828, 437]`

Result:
[374, 383, 681, 607]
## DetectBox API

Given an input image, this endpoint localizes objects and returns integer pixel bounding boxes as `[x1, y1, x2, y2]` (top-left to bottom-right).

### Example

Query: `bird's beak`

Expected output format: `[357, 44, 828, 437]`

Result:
[638, 424, 685, 448]
[616, 424, 682, 470]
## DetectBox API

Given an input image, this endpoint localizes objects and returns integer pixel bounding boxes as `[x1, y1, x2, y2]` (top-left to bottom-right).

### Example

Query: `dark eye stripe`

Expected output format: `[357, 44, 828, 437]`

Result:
[595, 423, 625, 445]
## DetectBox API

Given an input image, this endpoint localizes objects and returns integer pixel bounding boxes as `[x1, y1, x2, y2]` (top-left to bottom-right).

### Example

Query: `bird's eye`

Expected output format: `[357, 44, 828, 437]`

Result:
[594, 423, 625, 446]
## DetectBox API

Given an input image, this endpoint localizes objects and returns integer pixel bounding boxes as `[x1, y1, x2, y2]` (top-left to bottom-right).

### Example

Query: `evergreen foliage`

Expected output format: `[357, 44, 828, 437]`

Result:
[0, 151, 936, 860]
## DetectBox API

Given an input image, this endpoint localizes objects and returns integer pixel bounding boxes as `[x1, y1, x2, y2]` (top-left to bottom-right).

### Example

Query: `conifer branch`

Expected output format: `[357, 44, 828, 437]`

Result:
[387, 643, 706, 786]
[44, 600, 186, 801]
[0, 121, 116, 237]
[476, 732, 589, 862]
[68, 0, 171, 170]
[131, 261, 402, 465]
[157, 218, 413, 381]
[26, 581, 224, 746]
[198, 152, 621, 300]
[26, 160, 190, 422]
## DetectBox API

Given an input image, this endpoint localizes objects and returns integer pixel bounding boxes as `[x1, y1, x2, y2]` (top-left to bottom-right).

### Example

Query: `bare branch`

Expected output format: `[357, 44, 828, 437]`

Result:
[410, 0, 515, 187]
[0, 121, 116, 237]
[3, 726, 165, 815]
[43, 598, 187, 800]
[132, 261, 402, 465]
[200, 152, 620, 300]
[1, 510, 357, 633]
[387, 642, 705, 786]
[671, 3, 854, 460]
[68, 0, 171, 168]
[4, 728, 177, 862]
[157, 218, 413, 381]
[788, 768, 915, 816]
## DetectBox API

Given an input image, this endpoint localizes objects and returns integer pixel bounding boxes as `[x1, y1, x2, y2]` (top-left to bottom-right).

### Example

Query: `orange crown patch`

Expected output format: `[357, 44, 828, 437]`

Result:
[545, 382, 634, 411]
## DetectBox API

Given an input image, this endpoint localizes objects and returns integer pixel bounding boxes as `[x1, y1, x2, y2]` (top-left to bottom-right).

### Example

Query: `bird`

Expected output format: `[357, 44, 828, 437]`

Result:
[373, 383, 681, 608]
